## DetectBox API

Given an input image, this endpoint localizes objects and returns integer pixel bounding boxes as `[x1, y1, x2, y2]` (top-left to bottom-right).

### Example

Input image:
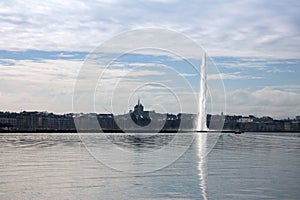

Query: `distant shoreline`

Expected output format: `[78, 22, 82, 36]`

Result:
[1, 129, 299, 133]
[1, 111, 300, 132]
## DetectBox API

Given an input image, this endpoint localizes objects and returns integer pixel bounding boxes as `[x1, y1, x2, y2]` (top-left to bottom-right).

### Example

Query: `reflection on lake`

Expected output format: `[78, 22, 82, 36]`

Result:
[0, 132, 299, 199]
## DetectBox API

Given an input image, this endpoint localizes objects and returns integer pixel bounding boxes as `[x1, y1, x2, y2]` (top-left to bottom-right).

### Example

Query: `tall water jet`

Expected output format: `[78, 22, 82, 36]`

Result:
[197, 52, 208, 131]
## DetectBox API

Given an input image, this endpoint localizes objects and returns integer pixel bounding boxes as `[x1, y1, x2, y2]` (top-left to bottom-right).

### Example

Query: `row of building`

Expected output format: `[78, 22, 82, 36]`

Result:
[1, 99, 300, 132]
[0, 111, 76, 131]
[1, 110, 300, 132]
[222, 114, 300, 132]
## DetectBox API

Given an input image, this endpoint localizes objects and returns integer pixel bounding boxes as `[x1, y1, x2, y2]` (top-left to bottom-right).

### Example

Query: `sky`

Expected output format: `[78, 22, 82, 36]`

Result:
[0, 0, 300, 119]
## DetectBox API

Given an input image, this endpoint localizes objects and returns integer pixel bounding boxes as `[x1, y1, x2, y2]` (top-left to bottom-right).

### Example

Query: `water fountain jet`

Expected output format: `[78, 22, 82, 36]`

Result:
[197, 52, 208, 132]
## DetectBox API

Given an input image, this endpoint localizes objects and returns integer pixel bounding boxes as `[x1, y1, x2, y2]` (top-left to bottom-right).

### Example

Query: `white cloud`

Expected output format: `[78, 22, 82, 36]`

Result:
[226, 87, 300, 118]
[179, 73, 197, 77]
[208, 73, 262, 80]
[266, 68, 294, 73]
[139, 0, 177, 3]
[0, 59, 82, 113]
[0, 0, 299, 58]
[1, 56, 299, 118]
[57, 53, 76, 58]
[0, 57, 199, 114]
[92, 62, 199, 114]
[267, 85, 300, 93]
[0, 0, 299, 117]
[100, 68, 166, 79]
[111, 62, 170, 68]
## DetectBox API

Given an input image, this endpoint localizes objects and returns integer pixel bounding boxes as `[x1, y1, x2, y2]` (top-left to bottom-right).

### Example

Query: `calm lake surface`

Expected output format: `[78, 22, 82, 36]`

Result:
[0, 132, 299, 200]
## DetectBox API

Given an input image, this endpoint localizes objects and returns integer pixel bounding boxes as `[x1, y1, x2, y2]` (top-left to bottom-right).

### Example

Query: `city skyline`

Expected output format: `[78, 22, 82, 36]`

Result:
[0, 0, 300, 119]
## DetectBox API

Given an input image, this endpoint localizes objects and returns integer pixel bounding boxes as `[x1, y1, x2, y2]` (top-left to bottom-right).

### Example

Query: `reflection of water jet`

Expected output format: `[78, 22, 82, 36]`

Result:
[197, 133, 209, 200]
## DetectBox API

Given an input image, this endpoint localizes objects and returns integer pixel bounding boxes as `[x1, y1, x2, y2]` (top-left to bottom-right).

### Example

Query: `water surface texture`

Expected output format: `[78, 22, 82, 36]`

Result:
[0, 132, 299, 200]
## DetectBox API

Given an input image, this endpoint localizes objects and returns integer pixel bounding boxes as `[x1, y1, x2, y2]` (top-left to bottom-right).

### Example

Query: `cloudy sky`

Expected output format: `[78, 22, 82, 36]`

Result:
[0, 0, 299, 118]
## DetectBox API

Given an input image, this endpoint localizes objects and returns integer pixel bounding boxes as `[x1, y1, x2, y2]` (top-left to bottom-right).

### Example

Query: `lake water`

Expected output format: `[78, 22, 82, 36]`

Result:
[0, 132, 299, 200]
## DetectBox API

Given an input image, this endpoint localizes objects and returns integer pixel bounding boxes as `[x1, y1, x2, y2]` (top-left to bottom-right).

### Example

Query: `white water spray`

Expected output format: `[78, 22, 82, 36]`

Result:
[197, 52, 208, 131]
